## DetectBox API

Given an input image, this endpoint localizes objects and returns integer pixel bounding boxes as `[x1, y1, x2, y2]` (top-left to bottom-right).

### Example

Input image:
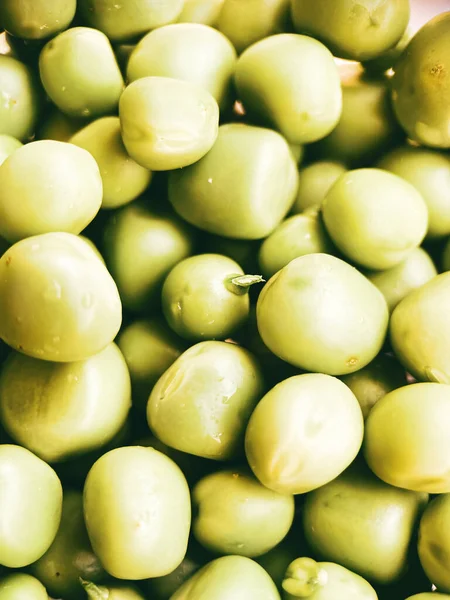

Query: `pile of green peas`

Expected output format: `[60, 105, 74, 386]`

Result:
[0, 0, 450, 598]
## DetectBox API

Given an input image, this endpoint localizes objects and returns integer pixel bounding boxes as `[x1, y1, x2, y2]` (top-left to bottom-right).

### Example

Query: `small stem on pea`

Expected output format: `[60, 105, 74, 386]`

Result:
[79, 579, 109, 600]
[225, 274, 265, 295]
[282, 557, 328, 598]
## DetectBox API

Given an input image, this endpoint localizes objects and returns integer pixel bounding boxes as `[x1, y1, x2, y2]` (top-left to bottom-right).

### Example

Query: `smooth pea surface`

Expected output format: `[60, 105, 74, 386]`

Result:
[0, 0, 76, 40]
[291, 161, 347, 213]
[169, 123, 298, 240]
[0, 233, 122, 362]
[322, 169, 428, 270]
[0, 444, 63, 568]
[235, 34, 342, 144]
[0, 140, 102, 242]
[245, 373, 363, 495]
[103, 204, 194, 313]
[119, 76, 219, 171]
[303, 461, 428, 584]
[0, 343, 131, 463]
[418, 494, 450, 593]
[39, 27, 124, 118]
[192, 468, 295, 557]
[0, 574, 47, 600]
[127, 24, 236, 108]
[147, 341, 264, 460]
[83, 446, 191, 580]
[0, 134, 21, 166]
[31, 491, 106, 599]
[256, 254, 389, 374]
[178, 0, 225, 26]
[365, 383, 450, 493]
[70, 116, 152, 209]
[170, 555, 281, 600]
[291, 0, 410, 61]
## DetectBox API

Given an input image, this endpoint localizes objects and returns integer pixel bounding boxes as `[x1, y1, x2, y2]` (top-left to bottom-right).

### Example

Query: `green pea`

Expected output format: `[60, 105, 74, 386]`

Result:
[83, 446, 191, 580]
[256, 254, 389, 374]
[365, 383, 450, 494]
[258, 210, 335, 279]
[405, 596, 450, 600]
[235, 34, 342, 144]
[119, 76, 219, 171]
[363, 25, 412, 74]
[0, 134, 21, 166]
[0, 0, 76, 40]
[31, 491, 106, 599]
[70, 116, 152, 209]
[117, 318, 187, 411]
[147, 341, 264, 460]
[340, 353, 406, 420]
[418, 495, 450, 594]
[0, 140, 102, 242]
[170, 555, 281, 600]
[390, 272, 450, 382]
[0, 232, 122, 362]
[162, 254, 263, 341]
[168, 123, 298, 240]
[39, 27, 124, 119]
[37, 109, 87, 142]
[103, 203, 194, 313]
[303, 461, 428, 585]
[366, 247, 437, 313]
[178, 0, 225, 26]
[378, 146, 450, 238]
[0, 574, 48, 600]
[217, 0, 291, 54]
[391, 12, 450, 148]
[322, 169, 428, 270]
[291, 161, 347, 213]
[0, 444, 63, 568]
[291, 0, 410, 61]
[0, 55, 40, 140]
[127, 24, 236, 109]
[192, 468, 294, 557]
[81, 581, 145, 600]
[0, 343, 131, 463]
[245, 373, 363, 495]
[77, 0, 184, 43]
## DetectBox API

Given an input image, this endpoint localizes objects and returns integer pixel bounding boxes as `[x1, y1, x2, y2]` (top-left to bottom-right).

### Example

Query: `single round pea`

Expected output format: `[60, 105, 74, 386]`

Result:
[367, 247, 437, 313]
[127, 24, 236, 109]
[162, 254, 263, 341]
[37, 109, 86, 142]
[258, 210, 335, 279]
[0, 134, 21, 166]
[82, 581, 145, 600]
[291, 161, 347, 213]
[235, 34, 342, 145]
[418, 495, 450, 593]
[0, 232, 122, 362]
[391, 12, 450, 148]
[0, 444, 63, 568]
[365, 383, 450, 493]
[291, 0, 410, 61]
[39, 27, 124, 119]
[217, 0, 291, 54]
[311, 75, 404, 167]
[303, 461, 428, 585]
[245, 373, 363, 495]
[0, 140, 102, 242]
[31, 491, 106, 600]
[390, 272, 450, 382]
[0, 55, 40, 140]
[170, 555, 281, 600]
[178, 0, 225, 26]
[0, 343, 131, 463]
[378, 146, 450, 238]
[147, 341, 264, 460]
[192, 468, 295, 557]
[78, 0, 185, 42]
[256, 254, 389, 375]
[0, 0, 76, 40]
[83, 446, 191, 580]
[70, 116, 152, 209]
[322, 169, 429, 270]
[282, 558, 378, 600]
[340, 353, 406, 420]
[0, 574, 48, 600]
[168, 123, 299, 240]
[117, 317, 187, 411]
[103, 203, 194, 313]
